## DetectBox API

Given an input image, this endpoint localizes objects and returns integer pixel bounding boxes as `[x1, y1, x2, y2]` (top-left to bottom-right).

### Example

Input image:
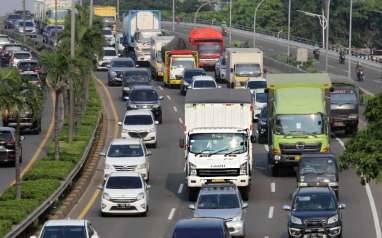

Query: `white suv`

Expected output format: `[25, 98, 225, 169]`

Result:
[31, 219, 98, 238]
[101, 138, 151, 180]
[191, 75, 218, 90]
[100, 171, 150, 216]
[97, 47, 119, 70]
[120, 109, 158, 147]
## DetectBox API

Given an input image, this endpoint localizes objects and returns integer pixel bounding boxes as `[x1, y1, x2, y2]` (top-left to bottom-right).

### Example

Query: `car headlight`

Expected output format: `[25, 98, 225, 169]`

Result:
[137, 163, 146, 169]
[232, 215, 242, 222]
[149, 127, 155, 132]
[102, 192, 111, 201]
[153, 104, 160, 108]
[291, 215, 302, 225]
[348, 114, 358, 119]
[189, 162, 197, 176]
[327, 214, 339, 224]
[129, 104, 138, 109]
[122, 129, 129, 134]
[137, 192, 145, 200]
[123, 87, 130, 91]
[240, 162, 248, 175]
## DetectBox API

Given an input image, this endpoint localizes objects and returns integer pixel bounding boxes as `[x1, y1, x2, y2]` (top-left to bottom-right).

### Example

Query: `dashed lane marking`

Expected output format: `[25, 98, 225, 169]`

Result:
[268, 206, 274, 219]
[168, 208, 176, 220]
[178, 117, 183, 124]
[159, 86, 164, 91]
[177, 183, 184, 194]
[173, 106, 178, 112]
[264, 144, 269, 152]
[166, 95, 171, 100]
[271, 182, 276, 193]
[335, 137, 345, 148]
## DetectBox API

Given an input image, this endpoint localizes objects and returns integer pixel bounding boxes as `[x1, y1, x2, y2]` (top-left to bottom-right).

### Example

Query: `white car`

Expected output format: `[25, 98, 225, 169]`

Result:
[16, 20, 37, 37]
[31, 219, 99, 238]
[103, 27, 115, 46]
[97, 47, 119, 70]
[191, 75, 218, 90]
[115, 32, 125, 53]
[0, 34, 10, 47]
[10, 50, 32, 67]
[252, 89, 267, 121]
[120, 109, 158, 147]
[100, 171, 150, 216]
[245, 78, 266, 94]
[214, 56, 226, 82]
[101, 138, 151, 180]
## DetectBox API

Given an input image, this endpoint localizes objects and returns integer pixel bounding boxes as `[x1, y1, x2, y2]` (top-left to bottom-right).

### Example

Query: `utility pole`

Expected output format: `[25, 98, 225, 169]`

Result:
[287, 0, 291, 60]
[253, 0, 265, 48]
[348, 0, 353, 79]
[229, 0, 232, 46]
[22, 0, 26, 43]
[89, 0, 93, 27]
[325, 0, 331, 72]
[55, 0, 58, 26]
[172, 0, 175, 32]
[116, 0, 120, 21]
[69, 0, 75, 143]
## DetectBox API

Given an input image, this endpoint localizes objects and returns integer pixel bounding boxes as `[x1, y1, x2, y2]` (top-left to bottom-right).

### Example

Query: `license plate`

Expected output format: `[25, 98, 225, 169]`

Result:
[117, 204, 131, 208]
[211, 179, 225, 183]
[295, 155, 301, 161]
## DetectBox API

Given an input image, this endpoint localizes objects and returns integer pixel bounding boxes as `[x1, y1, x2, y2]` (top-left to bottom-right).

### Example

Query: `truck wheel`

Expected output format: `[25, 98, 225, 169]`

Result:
[188, 187, 198, 201]
[269, 165, 279, 177]
[240, 187, 250, 201]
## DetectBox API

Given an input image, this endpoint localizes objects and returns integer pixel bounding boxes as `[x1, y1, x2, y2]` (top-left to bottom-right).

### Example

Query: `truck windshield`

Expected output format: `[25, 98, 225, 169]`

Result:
[48, 10, 69, 20]
[235, 64, 261, 77]
[274, 114, 324, 135]
[171, 58, 195, 69]
[198, 43, 221, 54]
[299, 158, 336, 176]
[293, 193, 336, 212]
[139, 31, 161, 42]
[330, 90, 357, 105]
[188, 133, 247, 154]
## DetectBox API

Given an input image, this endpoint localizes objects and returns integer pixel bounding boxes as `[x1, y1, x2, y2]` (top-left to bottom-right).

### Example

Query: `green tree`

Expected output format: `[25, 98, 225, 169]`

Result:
[0, 68, 42, 199]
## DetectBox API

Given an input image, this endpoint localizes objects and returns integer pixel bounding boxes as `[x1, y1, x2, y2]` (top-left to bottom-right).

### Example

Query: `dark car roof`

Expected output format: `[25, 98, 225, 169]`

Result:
[186, 88, 252, 104]
[297, 186, 332, 195]
[184, 68, 205, 73]
[0, 127, 15, 132]
[131, 85, 155, 90]
[112, 57, 134, 62]
[174, 218, 225, 229]
[300, 153, 336, 160]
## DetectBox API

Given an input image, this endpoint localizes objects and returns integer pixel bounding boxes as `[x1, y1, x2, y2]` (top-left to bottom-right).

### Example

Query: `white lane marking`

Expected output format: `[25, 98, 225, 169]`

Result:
[372, 79, 382, 84]
[336, 137, 382, 238]
[360, 87, 375, 96]
[264, 144, 269, 152]
[268, 206, 274, 219]
[166, 95, 172, 100]
[177, 183, 184, 194]
[366, 183, 382, 238]
[159, 86, 164, 91]
[264, 237, 269, 238]
[178, 117, 183, 124]
[270, 182, 276, 193]
[335, 137, 345, 148]
[173, 106, 178, 112]
[168, 208, 176, 220]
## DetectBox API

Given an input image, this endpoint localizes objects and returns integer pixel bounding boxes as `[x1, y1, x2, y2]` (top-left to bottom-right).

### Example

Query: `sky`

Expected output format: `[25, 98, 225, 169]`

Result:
[0, 0, 36, 16]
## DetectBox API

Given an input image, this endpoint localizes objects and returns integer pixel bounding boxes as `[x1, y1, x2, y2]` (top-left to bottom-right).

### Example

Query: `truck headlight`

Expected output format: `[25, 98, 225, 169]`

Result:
[102, 192, 111, 201]
[110, 71, 117, 77]
[137, 192, 145, 200]
[152, 104, 160, 108]
[348, 114, 358, 119]
[232, 215, 242, 222]
[105, 163, 112, 170]
[137, 163, 146, 169]
[189, 162, 197, 176]
[240, 162, 248, 175]
[327, 214, 339, 224]
[291, 215, 302, 225]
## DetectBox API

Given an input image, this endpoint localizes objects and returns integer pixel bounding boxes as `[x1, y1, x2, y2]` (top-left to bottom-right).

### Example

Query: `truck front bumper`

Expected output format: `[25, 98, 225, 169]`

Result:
[186, 175, 250, 188]
[199, 58, 218, 67]
[331, 118, 358, 129]
[135, 54, 151, 62]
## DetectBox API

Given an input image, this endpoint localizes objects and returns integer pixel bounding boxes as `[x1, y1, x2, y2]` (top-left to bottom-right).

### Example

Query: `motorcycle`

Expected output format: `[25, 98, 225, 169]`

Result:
[339, 54, 345, 64]
[221, 27, 228, 36]
[357, 70, 365, 81]
[313, 49, 320, 60]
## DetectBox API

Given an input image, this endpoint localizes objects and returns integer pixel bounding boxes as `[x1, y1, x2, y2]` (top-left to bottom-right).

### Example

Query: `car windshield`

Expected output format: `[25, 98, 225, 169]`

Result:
[260, 107, 268, 118]
[198, 43, 221, 54]
[171, 58, 195, 69]
[193, 80, 216, 88]
[330, 89, 357, 105]
[0, 37, 9, 43]
[103, 29, 113, 35]
[274, 114, 324, 135]
[106, 176, 142, 189]
[14, 53, 30, 59]
[173, 228, 223, 238]
[112, 60, 134, 67]
[235, 64, 261, 77]
[21, 74, 39, 82]
[139, 31, 161, 42]
[8, 15, 22, 20]
[130, 89, 158, 101]
[18, 21, 34, 27]
[293, 192, 337, 211]
[300, 158, 337, 175]
[189, 133, 247, 154]
[5, 46, 22, 52]
[0, 131, 12, 141]
[107, 144, 144, 157]
[220, 57, 226, 65]
[41, 226, 86, 238]
[124, 115, 153, 125]
[104, 50, 116, 56]
[254, 92, 267, 103]
[197, 194, 240, 209]
[123, 74, 150, 85]
[247, 80, 266, 90]
[184, 70, 205, 83]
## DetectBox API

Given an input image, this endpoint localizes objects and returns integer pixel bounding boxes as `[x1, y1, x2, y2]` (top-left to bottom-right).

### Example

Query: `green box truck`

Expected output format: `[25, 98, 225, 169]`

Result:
[266, 73, 332, 176]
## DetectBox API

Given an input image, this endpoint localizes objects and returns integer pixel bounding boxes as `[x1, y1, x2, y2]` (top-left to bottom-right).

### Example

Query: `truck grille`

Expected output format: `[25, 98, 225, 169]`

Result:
[197, 169, 240, 177]
[280, 143, 322, 155]
[304, 217, 327, 227]
[113, 165, 137, 171]
[128, 132, 148, 138]
[331, 109, 355, 119]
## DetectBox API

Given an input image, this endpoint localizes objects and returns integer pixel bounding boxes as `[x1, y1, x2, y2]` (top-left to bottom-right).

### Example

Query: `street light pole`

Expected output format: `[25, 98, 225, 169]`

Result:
[287, 0, 291, 59]
[253, 0, 265, 48]
[297, 10, 327, 50]
[229, 0, 232, 46]
[117, 0, 120, 21]
[22, 0, 26, 43]
[69, 0, 75, 143]
[325, 0, 331, 72]
[194, 1, 212, 23]
[172, 0, 175, 32]
[348, 0, 353, 79]
[89, 0, 93, 27]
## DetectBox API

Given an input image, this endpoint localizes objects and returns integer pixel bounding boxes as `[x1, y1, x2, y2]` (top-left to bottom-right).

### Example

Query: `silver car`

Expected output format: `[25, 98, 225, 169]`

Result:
[107, 57, 135, 86]
[189, 183, 248, 237]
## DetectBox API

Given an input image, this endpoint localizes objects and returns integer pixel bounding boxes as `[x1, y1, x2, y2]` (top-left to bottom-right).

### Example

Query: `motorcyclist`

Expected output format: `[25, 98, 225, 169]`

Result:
[339, 49, 346, 63]
[313, 48, 320, 60]
[221, 21, 228, 36]
[355, 62, 365, 80]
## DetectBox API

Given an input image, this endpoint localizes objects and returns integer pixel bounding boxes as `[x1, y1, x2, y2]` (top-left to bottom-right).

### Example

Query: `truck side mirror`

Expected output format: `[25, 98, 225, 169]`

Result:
[179, 138, 185, 148]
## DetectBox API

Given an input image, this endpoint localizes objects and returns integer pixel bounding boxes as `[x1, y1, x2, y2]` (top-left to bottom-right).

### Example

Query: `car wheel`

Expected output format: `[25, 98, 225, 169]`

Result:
[158, 116, 163, 124]
[258, 135, 265, 144]
[188, 187, 198, 201]
[100, 211, 108, 217]
[151, 142, 157, 148]
[240, 186, 250, 201]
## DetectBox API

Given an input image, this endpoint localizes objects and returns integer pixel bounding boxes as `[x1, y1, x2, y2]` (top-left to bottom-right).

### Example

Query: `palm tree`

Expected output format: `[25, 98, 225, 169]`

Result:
[0, 68, 42, 199]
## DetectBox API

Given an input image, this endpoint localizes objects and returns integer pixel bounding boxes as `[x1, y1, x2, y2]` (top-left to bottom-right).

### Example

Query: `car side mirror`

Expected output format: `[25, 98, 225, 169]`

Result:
[99, 152, 106, 157]
[159, 96, 164, 100]
[118, 121, 122, 126]
[242, 202, 248, 209]
[154, 121, 159, 125]
[188, 204, 195, 210]
[147, 184, 151, 189]
[179, 138, 185, 149]
[20, 136, 25, 141]
[147, 151, 152, 156]
[282, 205, 291, 211]
[250, 135, 256, 144]
[338, 203, 346, 209]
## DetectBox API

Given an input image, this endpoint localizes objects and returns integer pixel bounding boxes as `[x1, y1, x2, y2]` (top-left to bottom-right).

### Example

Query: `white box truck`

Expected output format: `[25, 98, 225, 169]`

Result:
[180, 88, 255, 201]
[226, 48, 264, 88]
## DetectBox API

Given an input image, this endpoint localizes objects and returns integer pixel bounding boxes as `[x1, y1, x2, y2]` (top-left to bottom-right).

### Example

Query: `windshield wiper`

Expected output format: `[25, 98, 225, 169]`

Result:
[224, 148, 245, 156]
[207, 147, 230, 156]
[193, 149, 214, 156]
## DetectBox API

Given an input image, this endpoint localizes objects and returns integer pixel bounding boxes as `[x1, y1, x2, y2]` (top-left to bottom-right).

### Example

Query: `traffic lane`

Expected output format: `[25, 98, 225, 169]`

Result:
[86, 71, 186, 238]
[0, 88, 53, 193]
[369, 182, 382, 234]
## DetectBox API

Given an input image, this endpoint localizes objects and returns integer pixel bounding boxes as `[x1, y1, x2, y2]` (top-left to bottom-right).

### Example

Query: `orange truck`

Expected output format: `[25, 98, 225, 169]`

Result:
[188, 27, 224, 68]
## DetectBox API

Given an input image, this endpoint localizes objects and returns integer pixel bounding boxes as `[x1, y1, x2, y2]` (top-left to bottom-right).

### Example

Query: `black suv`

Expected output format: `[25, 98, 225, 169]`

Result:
[172, 218, 231, 238]
[256, 106, 268, 144]
[298, 153, 339, 197]
[121, 68, 151, 99]
[0, 127, 23, 166]
[126, 85, 163, 123]
[283, 187, 345, 238]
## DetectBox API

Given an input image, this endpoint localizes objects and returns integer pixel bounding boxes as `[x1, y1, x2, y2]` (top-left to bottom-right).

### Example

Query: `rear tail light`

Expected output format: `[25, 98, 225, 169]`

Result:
[321, 146, 330, 153]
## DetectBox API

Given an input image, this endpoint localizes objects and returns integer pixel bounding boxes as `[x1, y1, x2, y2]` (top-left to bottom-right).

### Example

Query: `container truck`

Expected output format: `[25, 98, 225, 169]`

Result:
[188, 27, 224, 68]
[150, 36, 175, 80]
[266, 73, 332, 177]
[122, 10, 161, 52]
[34, 0, 71, 28]
[225, 48, 263, 88]
[94, 6, 117, 33]
[180, 88, 255, 201]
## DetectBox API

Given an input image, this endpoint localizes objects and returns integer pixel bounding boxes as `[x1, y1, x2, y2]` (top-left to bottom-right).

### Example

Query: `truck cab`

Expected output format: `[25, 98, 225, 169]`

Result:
[267, 74, 332, 177]
[133, 29, 162, 63]
[150, 36, 174, 80]
[163, 50, 198, 87]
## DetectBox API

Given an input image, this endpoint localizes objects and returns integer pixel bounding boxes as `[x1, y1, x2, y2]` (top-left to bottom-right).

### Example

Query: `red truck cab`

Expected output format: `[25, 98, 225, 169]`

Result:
[188, 28, 224, 68]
